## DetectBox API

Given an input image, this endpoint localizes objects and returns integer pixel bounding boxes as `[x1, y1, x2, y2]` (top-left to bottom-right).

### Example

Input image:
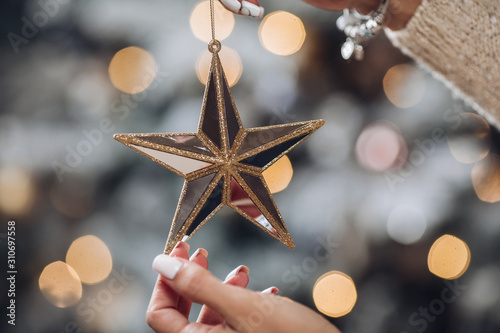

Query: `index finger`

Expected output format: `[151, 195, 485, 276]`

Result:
[197, 265, 250, 325]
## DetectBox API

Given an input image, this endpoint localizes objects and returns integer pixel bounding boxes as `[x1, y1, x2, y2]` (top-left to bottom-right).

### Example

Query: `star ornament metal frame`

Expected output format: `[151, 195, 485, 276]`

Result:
[114, 45, 324, 254]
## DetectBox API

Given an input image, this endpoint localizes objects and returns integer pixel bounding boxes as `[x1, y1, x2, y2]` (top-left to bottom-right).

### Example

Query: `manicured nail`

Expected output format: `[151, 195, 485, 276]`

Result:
[262, 286, 279, 295]
[219, 0, 241, 13]
[224, 265, 250, 282]
[190, 248, 208, 260]
[240, 1, 264, 18]
[174, 241, 190, 251]
[152, 254, 184, 280]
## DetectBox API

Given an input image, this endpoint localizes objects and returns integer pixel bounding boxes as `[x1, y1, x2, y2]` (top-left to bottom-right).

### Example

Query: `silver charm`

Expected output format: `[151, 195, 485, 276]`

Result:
[341, 39, 355, 60]
[336, 0, 389, 61]
[354, 44, 364, 61]
[341, 39, 365, 61]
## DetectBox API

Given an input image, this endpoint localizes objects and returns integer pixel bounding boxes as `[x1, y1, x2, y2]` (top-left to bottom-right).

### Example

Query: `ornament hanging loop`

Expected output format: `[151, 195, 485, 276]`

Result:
[208, 39, 221, 53]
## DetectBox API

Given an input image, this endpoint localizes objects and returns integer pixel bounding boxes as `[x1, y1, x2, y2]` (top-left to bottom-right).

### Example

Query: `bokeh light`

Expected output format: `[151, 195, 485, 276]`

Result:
[428, 234, 471, 280]
[463, 267, 500, 315]
[259, 11, 306, 56]
[313, 271, 357, 318]
[66, 235, 113, 285]
[108, 46, 157, 94]
[0, 166, 36, 217]
[447, 113, 491, 164]
[383, 64, 426, 108]
[387, 204, 427, 245]
[471, 153, 500, 203]
[262, 155, 293, 194]
[196, 46, 243, 87]
[190, 0, 235, 42]
[39, 261, 82, 308]
[355, 121, 407, 172]
[50, 176, 94, 219]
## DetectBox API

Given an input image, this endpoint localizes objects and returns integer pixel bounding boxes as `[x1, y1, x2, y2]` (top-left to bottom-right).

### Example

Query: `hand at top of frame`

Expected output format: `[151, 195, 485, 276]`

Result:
[219, 0, 423, 30]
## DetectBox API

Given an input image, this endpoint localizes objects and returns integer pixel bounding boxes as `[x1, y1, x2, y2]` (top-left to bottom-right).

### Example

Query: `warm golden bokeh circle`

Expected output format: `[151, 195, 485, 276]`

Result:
[196, 46, 243, 87]
[313, 271, 357, 318]
[447, 112, 491, 164]
[262, 155, 293, 194]
[428, 234, 471, 280]
[190, 0, 235, 42]
[0, 166, 36, 217]
[39, 261, 82, 308]
[259, 11, 306, 56]
[383, 64, 426, 108]
[471, 153, 500, 203]
[66, 235, 113, 285]
[108, 46, 157, 94]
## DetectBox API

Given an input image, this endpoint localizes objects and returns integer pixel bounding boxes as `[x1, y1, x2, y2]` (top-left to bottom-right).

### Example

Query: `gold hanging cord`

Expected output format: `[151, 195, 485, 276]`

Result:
[208, 0, 221, 53]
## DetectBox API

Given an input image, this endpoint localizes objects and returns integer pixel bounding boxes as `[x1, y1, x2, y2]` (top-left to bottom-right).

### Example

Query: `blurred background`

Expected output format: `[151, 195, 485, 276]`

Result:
[1, 0, 500, 332]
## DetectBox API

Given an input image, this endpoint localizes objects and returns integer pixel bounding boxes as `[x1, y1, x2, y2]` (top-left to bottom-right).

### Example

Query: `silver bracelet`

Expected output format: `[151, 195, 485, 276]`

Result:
[336, 0, 390, 61]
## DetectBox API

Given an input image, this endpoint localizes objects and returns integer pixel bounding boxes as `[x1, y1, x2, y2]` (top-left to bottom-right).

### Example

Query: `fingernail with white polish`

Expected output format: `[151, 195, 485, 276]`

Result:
[190, 248, 208, 261]
[224, 265, 250, 282]
[220, 0, 242, 13]
[174, 241, 189, 251]
[262, 286, 279, 295]
[152, 254, 184, 280]
[241, 1, 264, 18]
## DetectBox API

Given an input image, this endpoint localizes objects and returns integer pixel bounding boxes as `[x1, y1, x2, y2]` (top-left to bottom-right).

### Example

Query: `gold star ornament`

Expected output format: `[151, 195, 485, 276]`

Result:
[114, 43, 324, 254]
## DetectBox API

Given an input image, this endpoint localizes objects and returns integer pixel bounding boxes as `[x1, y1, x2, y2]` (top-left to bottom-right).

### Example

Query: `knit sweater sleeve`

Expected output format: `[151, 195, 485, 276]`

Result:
[385, 0, 500, 127]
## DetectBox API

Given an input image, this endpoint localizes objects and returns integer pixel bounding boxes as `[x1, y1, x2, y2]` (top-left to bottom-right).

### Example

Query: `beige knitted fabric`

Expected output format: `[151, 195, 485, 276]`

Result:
[385, 0, 500, 127]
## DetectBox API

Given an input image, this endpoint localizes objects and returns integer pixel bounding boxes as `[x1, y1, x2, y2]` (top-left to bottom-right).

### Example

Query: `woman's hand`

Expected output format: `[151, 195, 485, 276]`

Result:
[219, 0, 422, 30]
[146, 241, 341, 333]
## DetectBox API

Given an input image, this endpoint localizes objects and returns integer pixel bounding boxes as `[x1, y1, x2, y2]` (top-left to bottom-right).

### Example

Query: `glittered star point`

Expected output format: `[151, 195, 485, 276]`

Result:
[114, 51, 324, 254]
